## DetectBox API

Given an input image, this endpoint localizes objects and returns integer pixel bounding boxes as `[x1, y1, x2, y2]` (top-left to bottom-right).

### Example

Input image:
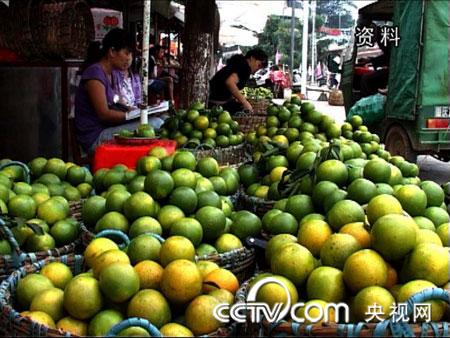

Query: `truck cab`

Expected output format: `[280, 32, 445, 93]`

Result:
[341, 0, 450, 162]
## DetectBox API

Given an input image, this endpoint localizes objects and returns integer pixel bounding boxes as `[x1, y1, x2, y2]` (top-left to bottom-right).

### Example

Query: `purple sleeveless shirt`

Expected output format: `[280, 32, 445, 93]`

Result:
[74, 63, 117, 151]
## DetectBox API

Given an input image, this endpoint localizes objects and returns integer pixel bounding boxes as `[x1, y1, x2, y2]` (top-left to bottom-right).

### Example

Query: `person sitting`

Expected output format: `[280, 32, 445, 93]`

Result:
[208, 48, 268, 114]
[149, 45, 174, 105]
[113, 53, 165, 129]
[74, 28, 153, 154]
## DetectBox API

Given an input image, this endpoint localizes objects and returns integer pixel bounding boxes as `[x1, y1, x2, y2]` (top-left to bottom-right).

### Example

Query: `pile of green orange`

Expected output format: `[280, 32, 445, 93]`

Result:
[240, 99, 421, 201]
[159, 103, 245, 148]
[117, 123, 156, 139]
[251, 188, 449, 324]
[0, 158, 93, 253]
[82, 148, 262, 256]
[14, 234, 241, 336]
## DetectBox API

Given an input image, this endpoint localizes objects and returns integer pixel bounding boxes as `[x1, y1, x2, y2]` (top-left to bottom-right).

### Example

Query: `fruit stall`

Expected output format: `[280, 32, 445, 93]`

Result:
[0, 94, 449, 337]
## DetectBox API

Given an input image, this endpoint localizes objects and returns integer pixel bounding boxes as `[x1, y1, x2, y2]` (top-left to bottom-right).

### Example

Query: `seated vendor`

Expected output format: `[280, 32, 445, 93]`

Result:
[75, 29, 156, 154]
[208, 48, 268, 114]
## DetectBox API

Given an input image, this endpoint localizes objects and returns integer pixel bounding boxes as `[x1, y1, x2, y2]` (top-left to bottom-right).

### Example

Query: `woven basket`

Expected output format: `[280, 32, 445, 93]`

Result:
[69, 200, 83, 223]
[247, 98, 271, 116]
[6, 0, 93, 60]
[0, 254, 246, 337]
[234, 114, 267, 134]
[185, 143, 250, 167]
[0, 254, 85, 337]
[80, 224, 255, 283]
[0, 218, 79, 282]
[237, 190, 276, 218]
[238, 277, 450, 337]
[328, 89, 344, 106]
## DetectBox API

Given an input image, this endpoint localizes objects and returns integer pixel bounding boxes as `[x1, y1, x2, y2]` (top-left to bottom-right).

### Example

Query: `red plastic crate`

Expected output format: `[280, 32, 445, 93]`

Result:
[93, 139, 177, 173]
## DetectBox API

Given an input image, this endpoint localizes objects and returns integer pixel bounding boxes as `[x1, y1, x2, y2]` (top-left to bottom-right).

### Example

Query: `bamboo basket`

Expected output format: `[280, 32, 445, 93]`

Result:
[0, 218, 79, 282]
[247, 98, 271, 116]
[237, 190, 276, 218]
[0, 254, 247, 337]
[328, 89, 344, 106]
[238, 276, 450, 337]
[184, 142, 251, 167]
[234, 114, 267, 134]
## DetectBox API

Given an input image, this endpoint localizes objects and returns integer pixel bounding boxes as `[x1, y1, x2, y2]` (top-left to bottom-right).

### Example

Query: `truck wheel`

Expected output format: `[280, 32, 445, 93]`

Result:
[385, 125, 417, 162]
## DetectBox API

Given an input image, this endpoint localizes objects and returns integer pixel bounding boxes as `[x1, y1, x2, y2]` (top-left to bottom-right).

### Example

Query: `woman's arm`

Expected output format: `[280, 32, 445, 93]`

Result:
[225, 73, 253, 112]
[85, 80, 127, 123]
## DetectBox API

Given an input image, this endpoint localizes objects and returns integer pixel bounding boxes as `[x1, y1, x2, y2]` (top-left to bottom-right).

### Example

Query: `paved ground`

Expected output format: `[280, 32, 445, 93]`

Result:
[307, 98, 450, 185]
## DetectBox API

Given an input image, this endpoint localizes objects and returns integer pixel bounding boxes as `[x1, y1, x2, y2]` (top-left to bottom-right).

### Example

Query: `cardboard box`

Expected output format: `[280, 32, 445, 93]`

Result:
[91, 8, 123, 41]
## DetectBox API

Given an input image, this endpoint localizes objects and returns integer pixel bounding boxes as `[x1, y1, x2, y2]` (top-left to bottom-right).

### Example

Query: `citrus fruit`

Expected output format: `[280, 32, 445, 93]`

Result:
[413, 216, 436, 231]
[397, 280, 445, 321]
[213, 233, 241, 252]
[393, 185, 427, 216]
[144, 170, 174, 200]
[339, 222, 371, 248]
[436, 223, 449, 246]
[20, 311, 55, 329]
[366, 194, 403, 225]
[238, 164, 259, 188]
[160, 236, 195, 267]
[137, 156, 161, 175]
[127, 289, 171, 328]
[423, 207, 449, 227]
[363, 159, 391, 183]
[94, 211, 129, 233]
[285, 194, 314, 221]
[197, 190, 221, 209]
[297, 220, 332, 257]
[43, 158, 67, 180]
[84, 237, 118, 268]
[170, 218, 203, 246]
[160, 259, 202, 303]
[134, 260, 164, 290]
[343, 249, 388, 293]
[82, 196, 106, 227]
[157, 205, 185, 232]
[316, 160, 348, 187]
[420, 181, 445, 207]
[323, 189, 348, 213]
[8, 194, 37, 220]
[271, 243, 315, 286]
[347, 178, 377, 205]
[99, 263, 140, 303]
[250, 274, 298, 311]
[388, 165, 403, 186]
[230, 210, 262, 239]
[129, 216, 162, 238]
[320, 233, 361, 269]
[306, 266, 345, 302]
[57, 317, 88, 336]
[400, 243, 448, 286]
[88, 309, 124, 336]
[416, 229, 443, 246]
[197, 261, 219, 278]
[195, 206, 226, 241]
[265, 234, 297, 264]
[196, 157, 220, 178]
[127, 234, 162, 264]
[265, 211, 298, 235]
[160, 323, 194, 337]
[30, 287, 64, 322]
[29, 157, 48, 178]
[168, 187, 198, 215]
[172, 151, 197, 171]
[327, 200, 365, 231]
[63, 276, 103, 320]
[16, 274, 54, 309]
[49, 219, 78, 246]
[371, 214, 417, 260]
[40, 262, 73, 290]
[312, 181, 339, 209]
[92, 249, 130, 278]
[185, 295, 221, 335]
[352, 286, 395, 322]
[296, 151, 317, 171]
[171, 168, 197, 188]
[203, 268, 239, 294]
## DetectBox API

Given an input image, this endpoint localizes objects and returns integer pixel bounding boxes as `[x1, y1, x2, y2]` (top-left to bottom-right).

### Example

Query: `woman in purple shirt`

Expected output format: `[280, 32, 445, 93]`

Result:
[75, 29, 141, 154]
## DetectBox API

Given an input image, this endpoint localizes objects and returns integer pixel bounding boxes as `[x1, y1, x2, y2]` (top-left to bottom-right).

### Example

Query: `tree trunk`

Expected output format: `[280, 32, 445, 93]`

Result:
[180, 0, 217, 108]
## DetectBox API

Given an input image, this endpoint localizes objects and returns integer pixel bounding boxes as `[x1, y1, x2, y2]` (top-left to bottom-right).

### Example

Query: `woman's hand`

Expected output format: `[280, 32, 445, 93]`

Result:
[243, 100, 253, 113]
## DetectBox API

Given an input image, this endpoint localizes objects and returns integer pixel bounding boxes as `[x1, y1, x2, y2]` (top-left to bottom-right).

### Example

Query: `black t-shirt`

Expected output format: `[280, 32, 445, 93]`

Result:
[209, 54, 251, 101]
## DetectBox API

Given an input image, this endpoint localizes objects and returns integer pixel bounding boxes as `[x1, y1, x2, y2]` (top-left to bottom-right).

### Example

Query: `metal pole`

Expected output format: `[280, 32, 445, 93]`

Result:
[140, 0, 151, 124]
[290, 2, 295, 78]
[301, 0, 309, 96]
[311, 0, 316, 84]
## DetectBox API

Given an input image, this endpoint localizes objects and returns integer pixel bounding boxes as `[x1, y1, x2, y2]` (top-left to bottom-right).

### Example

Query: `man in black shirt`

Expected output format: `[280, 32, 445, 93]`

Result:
[209, 48, 268, 113]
